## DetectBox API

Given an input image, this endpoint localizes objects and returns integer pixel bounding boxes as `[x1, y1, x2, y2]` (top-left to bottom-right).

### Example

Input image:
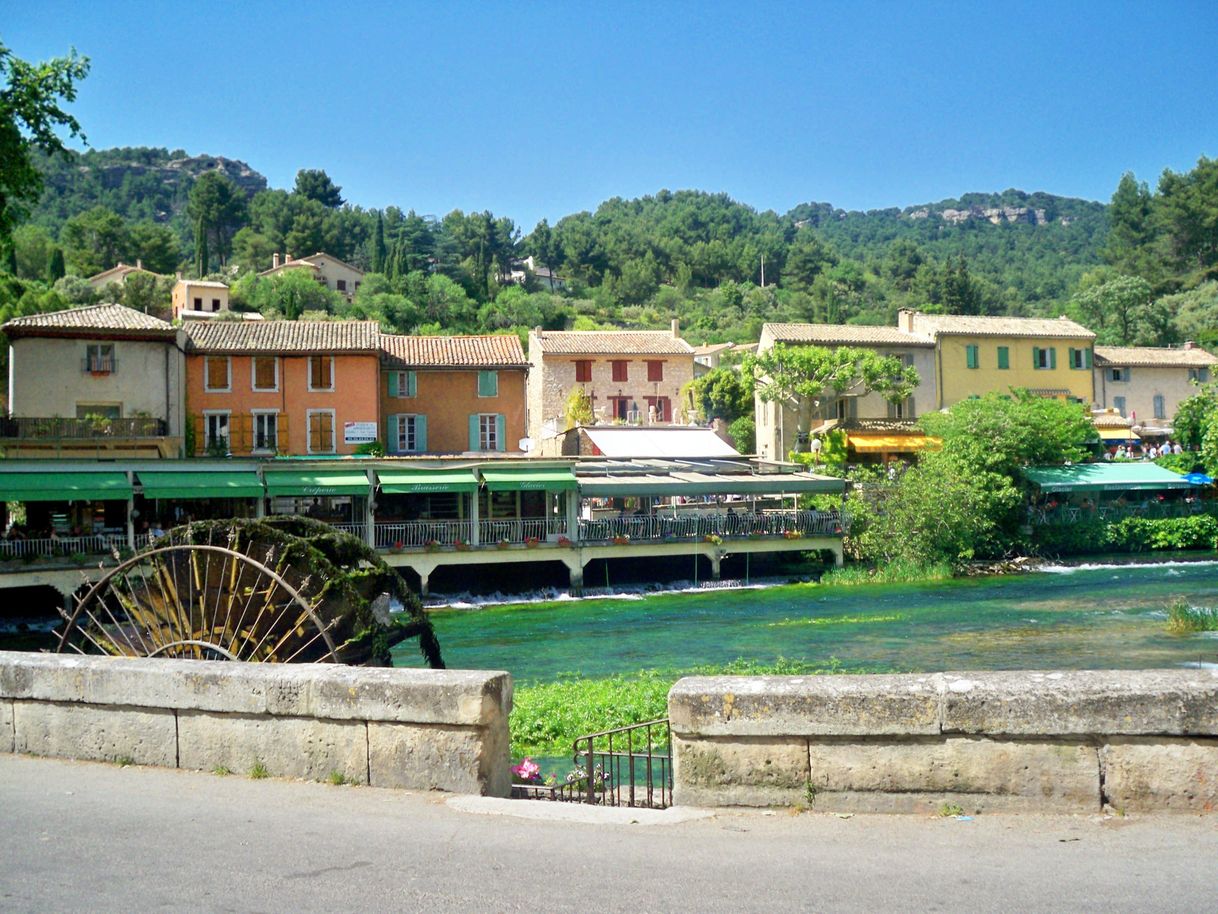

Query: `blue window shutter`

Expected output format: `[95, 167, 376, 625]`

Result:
[1049, 347, 1057, 370]
[495, 414, 506, 451]
[416, 414, 428, 452]
[469, 414, 480, 451]
[410, 371, 418, 397]
[387, 415, 399, 453]
[388, 372, 399, 397]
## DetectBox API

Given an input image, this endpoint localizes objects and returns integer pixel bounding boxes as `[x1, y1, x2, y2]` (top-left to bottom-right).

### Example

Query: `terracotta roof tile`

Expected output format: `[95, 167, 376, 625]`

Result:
[909, 312, 1095, 340]
[2, 303, 176, 337]
[380, 334, 528, 368]
[762, 322, 933, 347]
[532, 330, 694, 355]
[1094, 345, 1218, 368]
[183, 320, 380, 353]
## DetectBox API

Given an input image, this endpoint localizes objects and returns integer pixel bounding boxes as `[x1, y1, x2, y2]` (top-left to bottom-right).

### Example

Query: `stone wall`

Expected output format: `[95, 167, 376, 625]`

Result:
[669, 671, 1218, 814]
[0, 651, 512, 796]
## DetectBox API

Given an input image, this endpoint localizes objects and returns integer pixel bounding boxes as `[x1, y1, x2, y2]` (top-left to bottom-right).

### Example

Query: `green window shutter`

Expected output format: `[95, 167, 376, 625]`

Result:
[997, 346, 1009, 370]
[407, 370, 417, 397]
[1084, 348, 1093, 369]
[387, 372, 399, 397]
[387, 415, 400, 453]
[416, 415, 427, 452]
[966, 345, 978, 369]
[1032, 346, 1041, 368]
[1049, 347, 1057, 370]
[469, 414, 480, 450]
[478, 370, 498, 397]
[495, 414, 506, 452]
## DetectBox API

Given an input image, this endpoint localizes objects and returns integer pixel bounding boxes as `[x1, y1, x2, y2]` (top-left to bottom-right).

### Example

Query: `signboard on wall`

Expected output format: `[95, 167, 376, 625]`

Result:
[343, 421, 378, 445]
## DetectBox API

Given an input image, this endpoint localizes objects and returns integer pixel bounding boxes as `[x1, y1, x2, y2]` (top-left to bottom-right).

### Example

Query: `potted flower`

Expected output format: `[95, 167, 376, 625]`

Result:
[783, 530, 803, 540]
[388, 539, 405, 554]
[703, 533, 723, 545]
[524, 535, 540, 548]
[511, 757, 542, 785]
[423, 539, 441, 553]
[612, 533, 631, 545]
[497, 537, 511, 550]
[454, 538, 471, 552]
[556, 535, 573, 548]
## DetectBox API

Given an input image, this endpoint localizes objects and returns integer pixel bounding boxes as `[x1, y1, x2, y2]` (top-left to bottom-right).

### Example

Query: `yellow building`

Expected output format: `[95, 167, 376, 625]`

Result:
[900, 310, 1096, 408]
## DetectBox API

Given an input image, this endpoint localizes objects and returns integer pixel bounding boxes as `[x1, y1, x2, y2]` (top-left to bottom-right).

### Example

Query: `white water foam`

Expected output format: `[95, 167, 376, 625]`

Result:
[1038, 559, 1218, 575]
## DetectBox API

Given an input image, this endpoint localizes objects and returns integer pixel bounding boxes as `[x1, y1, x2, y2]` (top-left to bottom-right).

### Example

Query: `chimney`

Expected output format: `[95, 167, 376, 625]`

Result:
[175, 271, 183, 281]
[897, 309, 917, 333]
[272, 252, 281, 269]
[1185, 340, 1197, 350]
[136, 258, 143, 270]
[671, 318, 680, 338]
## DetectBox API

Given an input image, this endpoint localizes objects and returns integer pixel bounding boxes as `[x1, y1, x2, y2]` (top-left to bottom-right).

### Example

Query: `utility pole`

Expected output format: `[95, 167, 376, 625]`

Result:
[760, 254, 766, 288]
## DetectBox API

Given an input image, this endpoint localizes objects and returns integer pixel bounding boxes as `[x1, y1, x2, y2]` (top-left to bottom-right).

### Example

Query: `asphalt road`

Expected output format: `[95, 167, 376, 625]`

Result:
[2, 754, 1216, 913]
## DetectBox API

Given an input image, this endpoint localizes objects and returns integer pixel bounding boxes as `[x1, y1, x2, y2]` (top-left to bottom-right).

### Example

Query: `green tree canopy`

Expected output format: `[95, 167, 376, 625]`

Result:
[685, 366, 754, 424]
[293, 169, 343, 208]
[188, 171, 246, 272]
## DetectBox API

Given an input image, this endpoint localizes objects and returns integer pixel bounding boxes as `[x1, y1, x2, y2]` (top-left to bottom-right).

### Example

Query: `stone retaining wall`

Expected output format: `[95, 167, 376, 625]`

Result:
[669, 671, 1218, 814]
[0, 651, 512, 796]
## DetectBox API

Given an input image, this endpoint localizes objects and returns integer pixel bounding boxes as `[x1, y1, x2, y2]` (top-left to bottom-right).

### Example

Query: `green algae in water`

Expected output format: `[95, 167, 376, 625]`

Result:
[392, 561, 1218, 684]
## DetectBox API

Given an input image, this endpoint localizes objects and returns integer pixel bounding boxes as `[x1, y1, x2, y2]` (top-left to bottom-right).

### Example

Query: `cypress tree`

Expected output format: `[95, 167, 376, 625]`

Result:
[194, 217, 209, 277]
[372, 211, 387, 274]
[46, 247, 65, 282]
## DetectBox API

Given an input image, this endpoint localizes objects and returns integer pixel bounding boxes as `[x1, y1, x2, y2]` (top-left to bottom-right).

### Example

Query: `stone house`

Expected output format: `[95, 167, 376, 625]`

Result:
[526, 323, 695, 445]
[1093, 343, 1218, 431]
[259, 252, 365, 301]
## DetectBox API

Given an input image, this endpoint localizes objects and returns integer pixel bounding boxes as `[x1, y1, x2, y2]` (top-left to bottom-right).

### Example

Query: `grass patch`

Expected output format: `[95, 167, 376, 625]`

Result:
[768, 612, 907, 629]
[327, 770, 349, 786]
[1166, 598, 1218, 634]
[213, 765, 232, 777]
[938, 802, 965, 818]
[510, 657, 849, 757]
[249, 761, 269, 779]
[113, 756, 136, 767]
[820, 559, 954, 586]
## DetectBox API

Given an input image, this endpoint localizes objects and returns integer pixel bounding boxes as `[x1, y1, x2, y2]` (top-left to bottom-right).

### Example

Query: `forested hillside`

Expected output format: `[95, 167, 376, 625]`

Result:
[3, 144, 1217, 360]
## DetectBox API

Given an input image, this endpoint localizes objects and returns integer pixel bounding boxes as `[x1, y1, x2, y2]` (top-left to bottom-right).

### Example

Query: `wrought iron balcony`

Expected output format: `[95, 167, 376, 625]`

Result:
[0, 416, 168, 440]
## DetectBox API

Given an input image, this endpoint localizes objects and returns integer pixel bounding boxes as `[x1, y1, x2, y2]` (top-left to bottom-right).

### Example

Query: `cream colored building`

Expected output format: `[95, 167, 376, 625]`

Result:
[527, 323, 695, 446]
[2, 304, 185, 458]
[172, 279, 230, 320]
[754, 322, 937, 461]
[1093, 343, 1218, 430]
[85, 261, 168, 292]
[260, 252, 365, 301]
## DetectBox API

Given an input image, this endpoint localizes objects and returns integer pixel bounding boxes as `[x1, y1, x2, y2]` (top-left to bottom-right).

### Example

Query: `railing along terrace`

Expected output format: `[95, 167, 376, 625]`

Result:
[0, 533, 128, 561]
[375, 520, 474, 549]
[1031, 500, 1216, 526]
[0, 417, 167, 439]
[579, 509, 843, 543]
[328, 523, 368, 540]
[478, 517, 566, 544]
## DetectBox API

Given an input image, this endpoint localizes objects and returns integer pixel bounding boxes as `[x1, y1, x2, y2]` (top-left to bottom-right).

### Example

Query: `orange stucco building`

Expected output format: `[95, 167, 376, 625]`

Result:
[379, 335, 529, 454]
[183, 321, 381, 456]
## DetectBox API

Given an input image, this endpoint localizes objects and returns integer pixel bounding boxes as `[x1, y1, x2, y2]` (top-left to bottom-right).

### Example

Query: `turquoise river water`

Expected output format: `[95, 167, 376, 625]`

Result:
[391, 559, 1218, 684]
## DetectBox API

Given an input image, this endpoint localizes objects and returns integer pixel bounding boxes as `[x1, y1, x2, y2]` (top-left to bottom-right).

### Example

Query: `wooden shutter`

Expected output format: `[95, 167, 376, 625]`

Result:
[407, 370, 417, 397]
[469, 414, 480, 451]
[388, 372, 399, 397]
[1049, 347, 1057, 370]
[1084, 348, 1093, 369]
[478, 371, 498, 397]
[495, 414, 506, 452]
[387, 415, 399, 453]
[416, 415, 428, 452]
[1032, 347, 1041, 368]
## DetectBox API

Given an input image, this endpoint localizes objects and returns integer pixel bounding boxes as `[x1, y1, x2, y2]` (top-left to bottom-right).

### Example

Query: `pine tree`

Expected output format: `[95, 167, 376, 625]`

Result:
[46, 246, 65, 282]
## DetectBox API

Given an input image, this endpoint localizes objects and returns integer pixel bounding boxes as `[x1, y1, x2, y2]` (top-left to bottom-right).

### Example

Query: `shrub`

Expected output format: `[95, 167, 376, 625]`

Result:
[1165, 598, 1218, 634]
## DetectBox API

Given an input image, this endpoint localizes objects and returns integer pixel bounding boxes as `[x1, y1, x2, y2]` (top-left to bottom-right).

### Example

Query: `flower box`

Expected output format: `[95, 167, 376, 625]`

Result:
[611, 535, 631, 545]
[524, 536, 540, 548]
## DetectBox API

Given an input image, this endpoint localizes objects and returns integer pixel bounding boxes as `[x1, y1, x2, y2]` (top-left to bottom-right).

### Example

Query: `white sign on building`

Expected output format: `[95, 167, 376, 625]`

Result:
[343, 421, 378, 445]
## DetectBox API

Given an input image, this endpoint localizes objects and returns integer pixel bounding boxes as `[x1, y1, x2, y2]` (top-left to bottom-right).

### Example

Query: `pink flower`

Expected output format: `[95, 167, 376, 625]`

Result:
[511, 757, 541, 783]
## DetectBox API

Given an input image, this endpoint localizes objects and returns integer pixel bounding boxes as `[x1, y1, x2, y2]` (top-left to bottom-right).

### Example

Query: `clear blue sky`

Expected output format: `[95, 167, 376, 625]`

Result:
[6, 1, 1217, 232]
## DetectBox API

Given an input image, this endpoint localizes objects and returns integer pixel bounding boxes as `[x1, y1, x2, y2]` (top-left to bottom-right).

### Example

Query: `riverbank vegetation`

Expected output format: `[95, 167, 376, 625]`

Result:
[1165, 598, 1218, 634]
[1035, 513, 1218, 556]
[510, 658, 846, 756]
[818, 558, 954, 586]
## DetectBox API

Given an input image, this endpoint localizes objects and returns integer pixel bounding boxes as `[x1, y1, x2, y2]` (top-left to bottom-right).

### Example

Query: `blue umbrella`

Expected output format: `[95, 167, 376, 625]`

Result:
[1184, 472, 1214, 486]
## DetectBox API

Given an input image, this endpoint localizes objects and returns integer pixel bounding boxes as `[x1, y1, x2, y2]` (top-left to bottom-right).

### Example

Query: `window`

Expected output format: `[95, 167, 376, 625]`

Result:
[608, 396, 630, 421]
[1109, 367, 1130, 382]
[336, 279, 347, 292]
[1068, 348, 1092, 370]
[647, 360, 664, 382]
[965, 345, 979, 370]
[1113, 396, 1126, 416]
[193, 297, 202, 309]
[84, 344, 115, 374]
[1189, 368, 1210, 383]
[575, 360, 592, 383]
[887, 397, 914, 419]
[204, 356, 230, 391]
[203, 411, 230, 454]
[307, 409, 336, 453]
[251, 356, 278, 391]
[252, 410, 279, 452]
[471, 413, 505, 452]
[611, 360, 628, 382]
[644, 396, 671, 422]
[997, 346, 1010, 370]
[1153, 395, 1166, 420]
[389, 414, 427, 453]
[1033, 346, 1056, 370]
[477, 370, 499, 397]
[389, 370, 417, 397]
[308, 356, 334, 391]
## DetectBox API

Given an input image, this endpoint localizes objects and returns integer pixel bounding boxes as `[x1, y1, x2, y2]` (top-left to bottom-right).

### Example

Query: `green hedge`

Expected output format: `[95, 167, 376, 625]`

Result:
[1032, 513, 1218, 556]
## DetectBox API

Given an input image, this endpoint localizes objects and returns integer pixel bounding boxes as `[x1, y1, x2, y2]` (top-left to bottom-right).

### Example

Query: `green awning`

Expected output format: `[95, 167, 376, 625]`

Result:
[138, 471, 264, 500]
[263, 469, 371, 497]
[480, 466, 578, 492]
[577, 472, 844, 498]
[0, 471, 132, 502]
[377, 468, 478, 495]
[1023, 464, 1193, 493]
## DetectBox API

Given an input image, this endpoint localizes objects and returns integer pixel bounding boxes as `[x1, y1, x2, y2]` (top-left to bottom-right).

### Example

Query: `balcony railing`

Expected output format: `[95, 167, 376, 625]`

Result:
[0, 532, 158, 562]
[376, 520, 475, 549]
[579, 510, 844, 543]
[81, 358, 118, 374]
[0, 416, 168, 439]
[1031, 500, 1217, 526]
[479, 517, 567, 544]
